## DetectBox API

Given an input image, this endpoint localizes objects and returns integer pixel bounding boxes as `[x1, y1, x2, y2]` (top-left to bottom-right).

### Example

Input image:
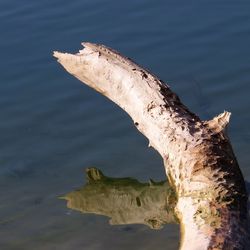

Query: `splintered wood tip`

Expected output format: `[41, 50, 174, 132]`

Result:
[53, 51, 62, 59]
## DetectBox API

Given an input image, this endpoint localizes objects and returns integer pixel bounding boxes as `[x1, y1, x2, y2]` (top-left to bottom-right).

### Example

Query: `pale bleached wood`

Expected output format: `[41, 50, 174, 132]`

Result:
[54, 43, 249, 250]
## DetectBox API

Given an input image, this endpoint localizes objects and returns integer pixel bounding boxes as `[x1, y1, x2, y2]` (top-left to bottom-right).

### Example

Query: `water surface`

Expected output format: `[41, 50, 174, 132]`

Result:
[0, 1, 250, 249]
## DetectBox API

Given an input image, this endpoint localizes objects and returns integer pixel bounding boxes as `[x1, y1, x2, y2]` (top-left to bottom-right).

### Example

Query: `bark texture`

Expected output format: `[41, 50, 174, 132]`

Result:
[54, 43, 249, 250]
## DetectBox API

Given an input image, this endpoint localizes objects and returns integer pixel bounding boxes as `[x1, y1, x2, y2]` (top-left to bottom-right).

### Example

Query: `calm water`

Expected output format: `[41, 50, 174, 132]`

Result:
[0, 1, 250, 249]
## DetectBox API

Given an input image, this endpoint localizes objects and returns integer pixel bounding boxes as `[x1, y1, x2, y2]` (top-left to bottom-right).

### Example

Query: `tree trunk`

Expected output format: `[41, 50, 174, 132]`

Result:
[54, 43, 249, 250]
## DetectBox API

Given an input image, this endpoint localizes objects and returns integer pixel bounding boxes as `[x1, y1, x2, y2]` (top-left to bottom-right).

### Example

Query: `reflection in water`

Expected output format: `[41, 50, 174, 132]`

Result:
[61, 168, 178, 229]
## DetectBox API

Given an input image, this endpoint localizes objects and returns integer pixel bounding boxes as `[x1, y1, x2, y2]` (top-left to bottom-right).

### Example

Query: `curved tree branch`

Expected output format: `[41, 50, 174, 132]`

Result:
[54, 43, 249, 249]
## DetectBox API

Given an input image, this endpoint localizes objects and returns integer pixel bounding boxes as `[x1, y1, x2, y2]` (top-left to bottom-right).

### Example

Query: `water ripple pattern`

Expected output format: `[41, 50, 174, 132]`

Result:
[0, 1, 249, 249]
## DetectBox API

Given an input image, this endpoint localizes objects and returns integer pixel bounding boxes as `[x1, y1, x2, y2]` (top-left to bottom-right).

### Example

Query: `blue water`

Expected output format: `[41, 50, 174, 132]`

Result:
[0, 1, 250, 249]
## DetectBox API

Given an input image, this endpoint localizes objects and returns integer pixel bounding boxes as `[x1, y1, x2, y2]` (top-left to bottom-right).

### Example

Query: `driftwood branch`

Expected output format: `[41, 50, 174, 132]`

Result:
[54, 43, 249, 249]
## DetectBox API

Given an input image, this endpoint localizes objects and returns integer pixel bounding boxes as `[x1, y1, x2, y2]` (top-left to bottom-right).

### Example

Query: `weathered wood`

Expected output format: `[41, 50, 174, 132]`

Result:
[54, 43, 249, 249]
